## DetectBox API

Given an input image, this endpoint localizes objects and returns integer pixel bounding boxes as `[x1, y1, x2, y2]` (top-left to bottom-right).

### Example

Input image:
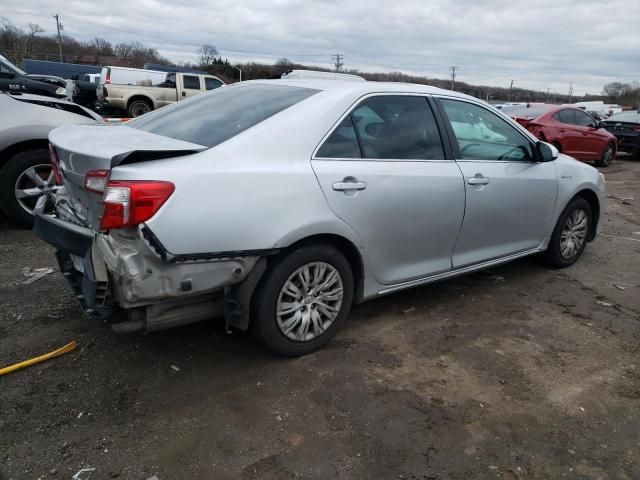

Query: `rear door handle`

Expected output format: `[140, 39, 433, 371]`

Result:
[468, 174, 489, 186]
[332, 180, 367, 191]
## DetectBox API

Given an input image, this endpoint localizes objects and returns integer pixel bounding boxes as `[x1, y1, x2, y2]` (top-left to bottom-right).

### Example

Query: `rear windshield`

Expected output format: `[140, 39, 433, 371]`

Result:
[129, 83, 319, 147]
[604, 111, 640, 123]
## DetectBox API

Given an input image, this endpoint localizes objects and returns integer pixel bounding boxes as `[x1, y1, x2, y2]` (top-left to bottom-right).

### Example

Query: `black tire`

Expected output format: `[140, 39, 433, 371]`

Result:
[595, 142, 615, 168]
[0, 149, 52, 228]
[127, 99, 153, 117]
[542, 197, 592, 268]
[251, 244, 354, 356]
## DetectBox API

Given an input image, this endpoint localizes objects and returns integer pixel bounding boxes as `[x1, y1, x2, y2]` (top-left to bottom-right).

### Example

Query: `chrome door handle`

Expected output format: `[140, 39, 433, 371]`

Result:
[468, 174, 489, 186]
[332, 180, 367, 191]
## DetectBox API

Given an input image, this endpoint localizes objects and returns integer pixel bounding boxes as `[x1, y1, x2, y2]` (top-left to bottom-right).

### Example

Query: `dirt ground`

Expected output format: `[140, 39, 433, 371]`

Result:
[1, 158, 639, 480]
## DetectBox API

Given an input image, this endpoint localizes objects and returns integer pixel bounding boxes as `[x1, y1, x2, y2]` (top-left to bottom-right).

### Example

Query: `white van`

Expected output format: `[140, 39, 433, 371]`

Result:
[281, 69, 366, 82]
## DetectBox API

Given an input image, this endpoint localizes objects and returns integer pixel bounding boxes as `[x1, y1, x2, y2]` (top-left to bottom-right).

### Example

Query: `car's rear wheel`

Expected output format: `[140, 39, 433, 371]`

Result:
[251, 244, 354, 356]
[0, 149, 55, 228]
[542, 197, 592, 268]
[127, 99, 153, 117]
[595, 142, 615, 168]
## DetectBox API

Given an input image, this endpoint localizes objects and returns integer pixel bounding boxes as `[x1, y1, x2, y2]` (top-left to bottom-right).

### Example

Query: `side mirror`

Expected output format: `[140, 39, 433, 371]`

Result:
[537, 141, 558, 162]
[597, 121, 606, 129]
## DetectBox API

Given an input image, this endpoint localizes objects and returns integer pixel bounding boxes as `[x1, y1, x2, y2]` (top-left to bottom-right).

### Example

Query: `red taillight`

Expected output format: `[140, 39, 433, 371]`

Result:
[105, 70, 111, 84]
[49, 144, 63, 184]
[99, 180, 175, 231]
[84, 169, 109, 193]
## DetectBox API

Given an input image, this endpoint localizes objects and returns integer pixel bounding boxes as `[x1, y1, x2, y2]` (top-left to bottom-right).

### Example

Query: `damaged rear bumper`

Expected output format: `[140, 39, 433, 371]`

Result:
[34, 209, 266, 332]
[33, 210, 112, 318]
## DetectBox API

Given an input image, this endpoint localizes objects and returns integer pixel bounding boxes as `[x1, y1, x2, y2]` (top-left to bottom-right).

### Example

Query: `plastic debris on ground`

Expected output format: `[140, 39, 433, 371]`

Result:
[21, 267, 54, 284]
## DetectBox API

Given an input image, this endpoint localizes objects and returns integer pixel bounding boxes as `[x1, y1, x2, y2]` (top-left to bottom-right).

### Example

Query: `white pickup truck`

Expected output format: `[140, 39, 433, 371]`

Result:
[96, 66, 225, 117]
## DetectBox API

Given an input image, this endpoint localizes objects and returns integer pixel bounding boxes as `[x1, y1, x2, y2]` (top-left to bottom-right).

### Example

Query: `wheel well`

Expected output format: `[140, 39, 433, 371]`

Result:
[574, 189, 600, 241]
[127, 95, 153, 108]
[0, 139, 50, 170]
[283, 234, 365, 303]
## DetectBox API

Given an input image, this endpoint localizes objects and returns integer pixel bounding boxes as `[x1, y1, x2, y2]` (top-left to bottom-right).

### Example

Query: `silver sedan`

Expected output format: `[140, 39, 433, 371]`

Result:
[35, 79, 605, 356]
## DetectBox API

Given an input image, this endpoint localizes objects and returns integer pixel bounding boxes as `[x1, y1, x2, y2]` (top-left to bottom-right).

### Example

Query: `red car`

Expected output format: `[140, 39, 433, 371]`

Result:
[504, 104, 617, 167]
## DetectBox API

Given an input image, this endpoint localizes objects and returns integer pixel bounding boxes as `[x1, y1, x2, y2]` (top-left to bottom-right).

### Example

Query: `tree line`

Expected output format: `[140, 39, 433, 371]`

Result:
[1, 18, 638, 107]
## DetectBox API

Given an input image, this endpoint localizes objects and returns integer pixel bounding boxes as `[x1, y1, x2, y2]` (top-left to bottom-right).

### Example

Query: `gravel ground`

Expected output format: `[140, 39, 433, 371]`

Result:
[1, 157, 639, 480]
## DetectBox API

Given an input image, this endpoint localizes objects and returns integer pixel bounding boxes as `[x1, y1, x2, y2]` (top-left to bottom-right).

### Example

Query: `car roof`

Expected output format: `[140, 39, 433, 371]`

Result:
[248, 78, 478, 101]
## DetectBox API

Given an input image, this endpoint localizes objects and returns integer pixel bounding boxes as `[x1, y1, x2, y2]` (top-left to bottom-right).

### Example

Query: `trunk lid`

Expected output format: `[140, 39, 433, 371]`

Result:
[49, 124, 206, 230]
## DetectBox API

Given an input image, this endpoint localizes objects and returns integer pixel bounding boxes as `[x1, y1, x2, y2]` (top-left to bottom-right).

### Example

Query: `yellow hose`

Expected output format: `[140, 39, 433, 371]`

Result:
[0, 341, 77, 377]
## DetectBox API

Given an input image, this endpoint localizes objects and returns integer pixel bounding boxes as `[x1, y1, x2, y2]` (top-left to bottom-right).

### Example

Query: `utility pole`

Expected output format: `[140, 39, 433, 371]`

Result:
[449, 66, 458, 91]
[546, 87, 550, 102]
[331, 53, 343, 71]
[568, 81, 574, 104]
[53, 13, 63, 62]
[508, 80, 514, 101]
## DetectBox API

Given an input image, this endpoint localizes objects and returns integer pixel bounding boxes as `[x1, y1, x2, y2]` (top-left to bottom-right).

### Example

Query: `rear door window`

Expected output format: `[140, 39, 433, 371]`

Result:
[353, 96, 444, 160]
[555, 109, 576, 125]
[129, 84, 319, 147]
[183, 75, 201, 90]
[316, 95, 444, 160]
[316, 116, 361, 158]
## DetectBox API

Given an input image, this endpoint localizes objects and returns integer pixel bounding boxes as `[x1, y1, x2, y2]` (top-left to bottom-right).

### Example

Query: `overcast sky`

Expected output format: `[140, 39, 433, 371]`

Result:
[2, 0, 639, 94]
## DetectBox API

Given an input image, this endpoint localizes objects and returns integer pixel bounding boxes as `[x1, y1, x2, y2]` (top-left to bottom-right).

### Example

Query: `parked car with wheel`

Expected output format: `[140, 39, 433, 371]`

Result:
[96, 66, 225, 117]
[0, 92, 100, 227]
[504, 104, 617, 167]
[600, 110, 640, 157]
[34, 80, 605, 356]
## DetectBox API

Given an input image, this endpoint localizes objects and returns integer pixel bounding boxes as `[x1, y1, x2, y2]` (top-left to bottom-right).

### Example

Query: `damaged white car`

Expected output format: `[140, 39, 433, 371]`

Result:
[35, 80, 605, 356]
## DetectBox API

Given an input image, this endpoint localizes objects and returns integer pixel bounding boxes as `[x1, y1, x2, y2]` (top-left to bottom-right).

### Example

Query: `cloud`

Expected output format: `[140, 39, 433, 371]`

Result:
[3, 0, 639, 94]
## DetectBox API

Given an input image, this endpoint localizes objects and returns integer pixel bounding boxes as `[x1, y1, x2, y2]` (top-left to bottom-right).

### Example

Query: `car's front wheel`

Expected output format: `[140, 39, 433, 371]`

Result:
[251, 244, 354, 356]
[543, 197, 592, 268]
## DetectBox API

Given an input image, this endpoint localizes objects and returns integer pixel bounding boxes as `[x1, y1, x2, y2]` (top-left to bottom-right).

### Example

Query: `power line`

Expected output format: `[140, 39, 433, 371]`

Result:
[53, 13, 63, 62]
[568, 81, 574, 103]
[449, 66, 458, 91]
[1, 11, 56, 15]
[331, 53, 343, 71]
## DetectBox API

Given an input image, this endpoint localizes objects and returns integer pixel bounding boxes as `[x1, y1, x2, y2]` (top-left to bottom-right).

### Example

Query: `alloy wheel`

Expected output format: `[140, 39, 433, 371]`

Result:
[602, 144, 614, 166]
[560, 208, 588, 259]
[276, 262, 344, 342]
[14, 164, 55, 216]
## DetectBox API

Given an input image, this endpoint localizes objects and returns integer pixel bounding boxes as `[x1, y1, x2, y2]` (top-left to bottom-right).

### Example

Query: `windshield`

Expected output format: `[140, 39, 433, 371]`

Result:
[129, 83, 319, 147]
[0, 54, 26, 75]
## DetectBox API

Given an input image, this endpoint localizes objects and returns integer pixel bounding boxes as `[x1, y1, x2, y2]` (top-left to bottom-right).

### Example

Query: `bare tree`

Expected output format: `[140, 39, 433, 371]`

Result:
[26, 23, 44, 58]
[274, 57, 293, 67]
[89, 37, 113, 56]
[198, 44, 218, 68]
[0, 19, 28, 65]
